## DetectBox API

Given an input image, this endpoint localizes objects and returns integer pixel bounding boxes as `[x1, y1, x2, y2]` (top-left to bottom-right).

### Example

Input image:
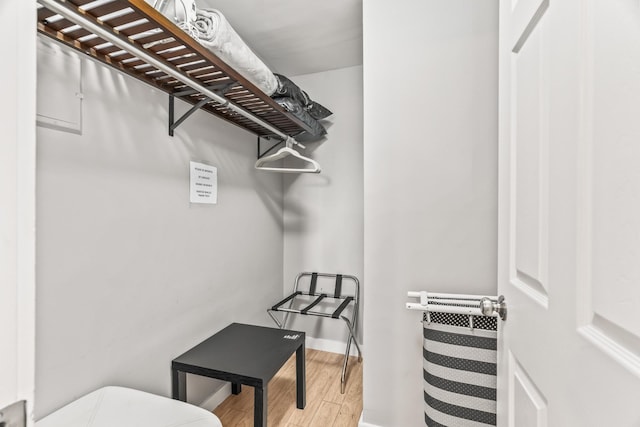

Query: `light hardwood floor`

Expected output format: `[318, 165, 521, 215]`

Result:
[213, 349, 363, 427]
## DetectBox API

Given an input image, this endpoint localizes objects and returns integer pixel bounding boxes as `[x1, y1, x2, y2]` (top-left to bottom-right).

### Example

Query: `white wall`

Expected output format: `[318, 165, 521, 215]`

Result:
[362, 1, 498, 426]
[35, 38, 284, 419]
[282, 65, 364, 349]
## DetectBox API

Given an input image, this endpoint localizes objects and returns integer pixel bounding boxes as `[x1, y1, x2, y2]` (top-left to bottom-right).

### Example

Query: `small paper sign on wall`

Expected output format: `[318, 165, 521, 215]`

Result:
[190, 161, 217, 204]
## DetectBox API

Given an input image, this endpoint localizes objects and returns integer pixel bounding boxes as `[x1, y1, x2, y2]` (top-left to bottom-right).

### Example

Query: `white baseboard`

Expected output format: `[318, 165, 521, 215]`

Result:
[197, 336, 363, 412]
[359, 412, 383, 427]
[305, 336, 362, 357]
[198, 383, 231, 412]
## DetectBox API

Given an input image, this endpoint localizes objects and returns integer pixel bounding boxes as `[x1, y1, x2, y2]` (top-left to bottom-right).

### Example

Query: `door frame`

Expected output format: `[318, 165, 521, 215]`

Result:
[0, 0, 37, 425]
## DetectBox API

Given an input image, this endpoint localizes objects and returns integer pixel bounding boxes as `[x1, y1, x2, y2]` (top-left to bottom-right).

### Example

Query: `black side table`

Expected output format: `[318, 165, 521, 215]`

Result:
[172, 323, 306, 427]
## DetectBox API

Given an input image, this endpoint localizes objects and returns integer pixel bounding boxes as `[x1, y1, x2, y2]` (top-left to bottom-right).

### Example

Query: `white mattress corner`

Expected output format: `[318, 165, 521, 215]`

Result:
[36, 386, 223, 427]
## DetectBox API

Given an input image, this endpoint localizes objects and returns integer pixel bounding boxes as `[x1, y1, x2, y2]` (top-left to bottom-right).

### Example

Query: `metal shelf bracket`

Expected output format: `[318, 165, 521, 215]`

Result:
[257, 135, 285, 159]
[168, 82, 236, 136]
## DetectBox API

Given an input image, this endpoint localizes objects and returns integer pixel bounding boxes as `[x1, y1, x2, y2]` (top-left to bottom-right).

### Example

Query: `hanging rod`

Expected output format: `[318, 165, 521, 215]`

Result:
[406, 291, 507, 320]
[38, 0, 293, 142]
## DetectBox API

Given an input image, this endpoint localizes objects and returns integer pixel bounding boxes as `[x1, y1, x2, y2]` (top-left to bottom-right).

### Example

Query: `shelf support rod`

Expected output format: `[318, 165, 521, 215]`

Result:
[169, 94, 174, 136]
[169, 96, 211, 136]
[168, 82, 236, 135]
[257, 136, 284, 159]
[38, 0, 292, 142]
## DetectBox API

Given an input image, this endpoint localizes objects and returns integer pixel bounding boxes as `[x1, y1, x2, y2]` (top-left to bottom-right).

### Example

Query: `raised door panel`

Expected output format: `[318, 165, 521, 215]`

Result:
[510, 0, 550, 307]
[508, 352, 547, 427]
[577, 0, 640, 376]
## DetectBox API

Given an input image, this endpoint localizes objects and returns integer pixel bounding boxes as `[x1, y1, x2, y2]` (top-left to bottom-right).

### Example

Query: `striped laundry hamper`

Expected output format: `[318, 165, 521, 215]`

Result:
[422, 311, 497, 427]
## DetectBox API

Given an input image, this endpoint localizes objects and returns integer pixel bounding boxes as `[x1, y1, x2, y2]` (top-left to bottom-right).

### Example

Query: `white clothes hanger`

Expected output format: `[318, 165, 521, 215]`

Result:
[255, 137, 321, 174]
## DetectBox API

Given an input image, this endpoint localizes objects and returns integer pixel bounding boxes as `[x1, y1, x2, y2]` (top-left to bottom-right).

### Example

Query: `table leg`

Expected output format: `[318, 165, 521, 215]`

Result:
[232, 383, 242, 394]
[172, 369, 186, 401]
[254, 384, 267, 427]
[296, 341, 306, 409]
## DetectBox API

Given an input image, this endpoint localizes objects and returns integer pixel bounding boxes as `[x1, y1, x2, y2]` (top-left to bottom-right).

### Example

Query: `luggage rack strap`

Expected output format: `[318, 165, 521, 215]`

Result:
[334, 274, 343, 298]
[309, 272, 319, 295]
[300, 294, 327, 315]
[331, 296, 354, 319]
[271, 291, 302, 311]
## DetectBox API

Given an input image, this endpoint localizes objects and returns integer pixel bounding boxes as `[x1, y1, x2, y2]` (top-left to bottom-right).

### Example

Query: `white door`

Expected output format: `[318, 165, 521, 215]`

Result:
[498, 0, 640, 425]
[0, 0, 36, 425]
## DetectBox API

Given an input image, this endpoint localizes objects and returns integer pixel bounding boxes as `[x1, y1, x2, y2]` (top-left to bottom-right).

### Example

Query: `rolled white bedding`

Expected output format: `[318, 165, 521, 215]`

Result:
[194, 9, 278, 96]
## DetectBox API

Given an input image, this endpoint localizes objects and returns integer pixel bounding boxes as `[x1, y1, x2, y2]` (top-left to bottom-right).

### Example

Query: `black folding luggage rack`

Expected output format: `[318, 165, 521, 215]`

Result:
[267, 272, 362, 393]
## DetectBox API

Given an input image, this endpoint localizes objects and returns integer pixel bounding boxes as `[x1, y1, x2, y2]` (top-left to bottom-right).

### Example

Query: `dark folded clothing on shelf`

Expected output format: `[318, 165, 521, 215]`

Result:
[273, 74, 309, 105]
[274, 74, 333, 121]
[274, 98, 327, 138]
[306, 102, 333, 121]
